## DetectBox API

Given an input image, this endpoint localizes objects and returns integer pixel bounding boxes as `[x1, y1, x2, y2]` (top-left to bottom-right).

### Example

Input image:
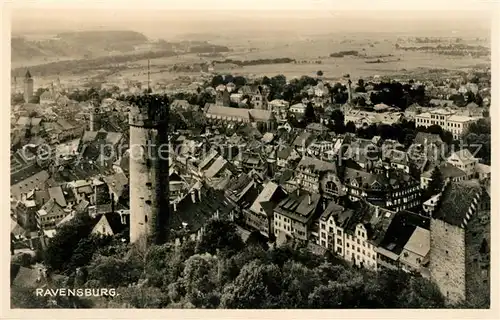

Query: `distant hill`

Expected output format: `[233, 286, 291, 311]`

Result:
[11, 30, 150, 62]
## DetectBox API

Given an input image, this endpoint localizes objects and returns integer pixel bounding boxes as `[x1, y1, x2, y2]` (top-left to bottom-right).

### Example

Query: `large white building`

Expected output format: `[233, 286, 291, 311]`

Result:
[318, 202, 395, 270]
[414, 108, 479, 139]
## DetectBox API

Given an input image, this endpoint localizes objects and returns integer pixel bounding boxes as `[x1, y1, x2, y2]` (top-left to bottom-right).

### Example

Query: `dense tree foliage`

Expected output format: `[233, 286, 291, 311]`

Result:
[32, 216, 450, 309]
[196, 219, 245, 257]
[423, 167, 445, 200]
[460, 118, 491, 164]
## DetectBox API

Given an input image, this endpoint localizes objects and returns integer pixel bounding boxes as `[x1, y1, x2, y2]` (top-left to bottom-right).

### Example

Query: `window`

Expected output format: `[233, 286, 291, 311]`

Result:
[321, 240, 326, 247]
[357, 247, 360, 253]
[357, 239, 360, 245]
[321, 223, 325, 230]
[321, 232, 326, 238]
[346, 243, 350, 248]
[145, 215, 148, 223]
[337, 238, 342, 245]
[337, 230, 342, 236]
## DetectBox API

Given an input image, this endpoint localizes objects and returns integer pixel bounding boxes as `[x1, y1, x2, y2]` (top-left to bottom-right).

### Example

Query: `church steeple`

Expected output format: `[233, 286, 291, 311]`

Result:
[23, 69, 34, 103]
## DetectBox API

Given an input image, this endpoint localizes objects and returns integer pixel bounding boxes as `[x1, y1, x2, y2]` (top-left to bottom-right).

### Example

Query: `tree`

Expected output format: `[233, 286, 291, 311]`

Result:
[397, 276, 445, 308]
[196, 219, 244, 257]
[355, 78, 366, 93]
[304, 102, 316, 124]
[345, 121, 356, 133]
[427, 167, 445, 196]
[261, 76, 271, 86]
[110, 286, 169, 308]
[180, 253, 220, 308]
[87, 254, 142, 287]
[316, 70, 323, 77]
[221, 260, 281, 308]
[211, 75, 224, 87]
[233, 76, 247, 87]
[44, 212, 94, 272]
[11, 93, 24, 105]
[246, 231, 269, 251]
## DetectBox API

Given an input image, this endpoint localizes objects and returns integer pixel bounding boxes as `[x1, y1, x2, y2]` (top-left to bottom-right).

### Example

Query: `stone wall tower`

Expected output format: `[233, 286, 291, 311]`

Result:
[23, 69, 34, 103]
[129, 95, 170, 244]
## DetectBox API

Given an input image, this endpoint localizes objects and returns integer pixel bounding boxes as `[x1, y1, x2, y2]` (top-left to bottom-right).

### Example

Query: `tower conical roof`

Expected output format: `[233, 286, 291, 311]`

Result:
[25, 69, 32, 79]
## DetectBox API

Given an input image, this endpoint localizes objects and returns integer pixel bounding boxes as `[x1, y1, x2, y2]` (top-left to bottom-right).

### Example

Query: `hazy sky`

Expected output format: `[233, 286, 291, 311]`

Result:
[10, 0, 494, 38]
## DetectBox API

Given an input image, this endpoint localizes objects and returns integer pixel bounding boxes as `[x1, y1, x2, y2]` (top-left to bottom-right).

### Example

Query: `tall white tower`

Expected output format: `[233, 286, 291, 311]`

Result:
[128, 95, 170, 244]
[23, 69, 34, 103]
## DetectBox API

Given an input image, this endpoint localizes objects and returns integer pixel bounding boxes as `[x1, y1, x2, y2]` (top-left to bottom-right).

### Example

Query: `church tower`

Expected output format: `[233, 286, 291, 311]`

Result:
[89, 103, 101, 131]
[23, 69, 34, 103]
[128, 95, 170, 245]
[89, 92, 101, 131]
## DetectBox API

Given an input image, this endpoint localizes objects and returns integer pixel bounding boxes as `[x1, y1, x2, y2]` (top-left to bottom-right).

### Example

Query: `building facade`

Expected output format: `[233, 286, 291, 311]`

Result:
[415, 109, 479, 140]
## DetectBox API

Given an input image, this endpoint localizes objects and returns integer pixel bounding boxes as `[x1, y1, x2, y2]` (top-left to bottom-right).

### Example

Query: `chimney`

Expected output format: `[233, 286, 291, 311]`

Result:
[322, 199, 326, 211]
[191, 191, 196, 203]
[375, 206, 380, 218]
[308, 194, 312, 205]
[173, 201, 177, 212]
[198, 189, 202, 202]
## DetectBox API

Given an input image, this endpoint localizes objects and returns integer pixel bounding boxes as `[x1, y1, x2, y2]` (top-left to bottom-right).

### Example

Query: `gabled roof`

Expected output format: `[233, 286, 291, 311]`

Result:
[403, 226, 430, 257]
[292, 131, 314, 147]
[103, 172, 129, 199]
[37, 198, 66, 217]
[414, 132, 443, 145]
[48, 186, 67, 207]
[249, 181, 279, 214]
[25, 70, 32, 79]
[170, 186, 235, 233]
[11, 169, 50, 200]
[433, 180, 483, 227]
[275, 190, 322, 223]
[297, 156, 337, 174]
[421, 162, 466, 179]
[40, 91, 56, 100]
[93, 212, 126, 235]
[448, 149, 476, 163]
[204, 156, 227, 179]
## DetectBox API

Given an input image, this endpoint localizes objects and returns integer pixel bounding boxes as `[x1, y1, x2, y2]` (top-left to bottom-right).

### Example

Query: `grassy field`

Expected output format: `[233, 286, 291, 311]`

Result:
[14, 33, 489, 90]
[116, 52, 488, 84]
[114, 34, 489, 82]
